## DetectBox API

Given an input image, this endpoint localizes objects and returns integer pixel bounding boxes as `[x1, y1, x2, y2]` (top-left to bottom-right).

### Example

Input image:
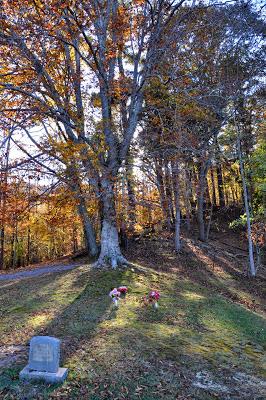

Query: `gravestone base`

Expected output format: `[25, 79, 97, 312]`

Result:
[19, 365, 68, 384]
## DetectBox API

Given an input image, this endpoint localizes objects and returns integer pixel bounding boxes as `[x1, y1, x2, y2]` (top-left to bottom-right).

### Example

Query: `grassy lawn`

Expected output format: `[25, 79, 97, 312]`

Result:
[0, 253, 265, 399]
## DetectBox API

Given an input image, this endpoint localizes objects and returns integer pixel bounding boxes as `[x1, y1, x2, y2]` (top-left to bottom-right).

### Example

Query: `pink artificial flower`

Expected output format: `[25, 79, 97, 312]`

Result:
[149, 290, 160, 301]
[109, 288, 120, 299]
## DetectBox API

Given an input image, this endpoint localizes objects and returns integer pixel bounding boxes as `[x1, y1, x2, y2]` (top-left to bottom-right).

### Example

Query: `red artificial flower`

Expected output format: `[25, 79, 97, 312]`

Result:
[117, 286, 128, 294]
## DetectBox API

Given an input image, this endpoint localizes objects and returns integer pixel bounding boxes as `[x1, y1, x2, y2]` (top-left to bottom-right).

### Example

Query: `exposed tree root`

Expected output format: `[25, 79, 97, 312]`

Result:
[93, 255, 131, 269]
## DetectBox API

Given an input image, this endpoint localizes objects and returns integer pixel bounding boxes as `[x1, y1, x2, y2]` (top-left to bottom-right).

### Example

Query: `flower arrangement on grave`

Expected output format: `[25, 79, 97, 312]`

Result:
[149, 290, 160, 309]
[117, 286, 128, 296]
[109, 288, 120, 307]
[141, 290, 160, 309]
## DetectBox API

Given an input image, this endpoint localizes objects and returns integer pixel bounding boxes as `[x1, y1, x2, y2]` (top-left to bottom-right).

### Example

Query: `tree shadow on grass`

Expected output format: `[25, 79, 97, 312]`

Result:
[39, 261, 266, 399]
[182, 244, 266, 315]
[0, 266, 134, 399]
[0, 256, 265, 399]
[128, 237, 266, 314]
[0, 267, 91, 344]
[108, 274, 266, 399]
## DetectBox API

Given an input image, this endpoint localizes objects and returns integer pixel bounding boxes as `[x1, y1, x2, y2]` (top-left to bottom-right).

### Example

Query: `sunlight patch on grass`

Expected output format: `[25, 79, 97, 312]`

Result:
[28, 314, 50, 328]
[201, 298, 266, 346]
[182, 291, 206, 301]
[0, 265, 89, 345]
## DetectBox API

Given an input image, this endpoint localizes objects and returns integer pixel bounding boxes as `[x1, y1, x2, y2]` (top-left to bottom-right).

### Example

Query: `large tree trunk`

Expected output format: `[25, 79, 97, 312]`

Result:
[164, 160, 175, 228]
[184, 166, 192, 232]
[76, 196, 98, 257]
[197, 191, 205, 241]
[68, 169, 98, 257]
[126, 162, 137, 234]
[197, 160, 210, 242]
[97, 178, 127, 269]
[172, 160, 181, 252]
[236, 134, 256, 277]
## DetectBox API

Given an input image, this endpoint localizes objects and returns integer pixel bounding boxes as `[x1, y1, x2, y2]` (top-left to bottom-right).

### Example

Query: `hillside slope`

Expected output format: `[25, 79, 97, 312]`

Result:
[0, 235, 265, 399]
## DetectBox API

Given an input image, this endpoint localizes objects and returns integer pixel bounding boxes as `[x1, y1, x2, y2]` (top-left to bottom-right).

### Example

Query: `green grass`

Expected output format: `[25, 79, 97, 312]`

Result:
[0, 262, 265, 399]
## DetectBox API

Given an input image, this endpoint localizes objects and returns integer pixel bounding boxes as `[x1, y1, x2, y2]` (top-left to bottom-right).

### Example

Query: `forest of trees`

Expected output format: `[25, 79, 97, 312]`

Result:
[0, 0, 265, 274]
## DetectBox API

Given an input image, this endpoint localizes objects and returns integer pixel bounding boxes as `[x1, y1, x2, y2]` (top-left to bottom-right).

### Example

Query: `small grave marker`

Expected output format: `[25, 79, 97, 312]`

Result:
[20, 336, 68, 383]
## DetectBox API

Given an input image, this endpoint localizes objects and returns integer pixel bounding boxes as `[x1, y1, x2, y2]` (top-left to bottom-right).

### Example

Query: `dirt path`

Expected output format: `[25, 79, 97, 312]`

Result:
[0, 262, 83, 281]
